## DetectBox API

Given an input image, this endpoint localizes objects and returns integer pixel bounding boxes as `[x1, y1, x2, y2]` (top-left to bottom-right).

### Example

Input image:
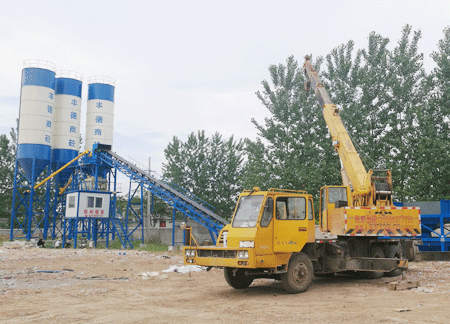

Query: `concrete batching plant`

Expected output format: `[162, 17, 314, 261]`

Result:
[11, 59, 227, 248]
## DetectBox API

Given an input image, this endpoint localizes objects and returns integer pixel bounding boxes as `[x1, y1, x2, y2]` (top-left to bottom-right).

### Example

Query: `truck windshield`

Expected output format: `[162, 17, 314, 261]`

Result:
[232, 195, 264, 228]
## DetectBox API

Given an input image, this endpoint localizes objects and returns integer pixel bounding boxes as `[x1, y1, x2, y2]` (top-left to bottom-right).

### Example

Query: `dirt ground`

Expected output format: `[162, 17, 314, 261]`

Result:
[1, 245, 450, 324]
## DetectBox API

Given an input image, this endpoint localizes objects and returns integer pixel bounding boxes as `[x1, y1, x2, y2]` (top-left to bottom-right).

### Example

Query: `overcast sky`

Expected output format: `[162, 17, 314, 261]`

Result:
[1, 0, 449, 188]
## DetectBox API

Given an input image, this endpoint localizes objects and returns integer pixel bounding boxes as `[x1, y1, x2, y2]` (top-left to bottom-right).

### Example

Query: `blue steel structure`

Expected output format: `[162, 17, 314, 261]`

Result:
[12, 141, 228, 247]
[123, 181, 145, 247]
[10, 165, 52, 240]
[56, 143, 227, 248]
[11, 63, 226, 247]
[92, 145, 228, 244]
[60, 151, 134, 249]
[62, 213, 112, 248]
[394, 200, 450, 252]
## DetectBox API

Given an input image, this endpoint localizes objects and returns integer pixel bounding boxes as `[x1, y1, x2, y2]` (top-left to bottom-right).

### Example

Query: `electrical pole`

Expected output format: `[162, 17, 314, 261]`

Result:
[146, 157, 152, 240]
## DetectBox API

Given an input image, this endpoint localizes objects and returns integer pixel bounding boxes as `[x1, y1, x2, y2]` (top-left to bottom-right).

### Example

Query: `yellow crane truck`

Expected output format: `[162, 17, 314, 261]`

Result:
[183, 55, 421, 293]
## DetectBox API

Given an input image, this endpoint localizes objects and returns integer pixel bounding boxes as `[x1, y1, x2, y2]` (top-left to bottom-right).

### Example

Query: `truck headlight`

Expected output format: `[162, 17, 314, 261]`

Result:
[239, 241, 254, 248]
[238, 251, 249, 259]
[185, 249, 196, 257]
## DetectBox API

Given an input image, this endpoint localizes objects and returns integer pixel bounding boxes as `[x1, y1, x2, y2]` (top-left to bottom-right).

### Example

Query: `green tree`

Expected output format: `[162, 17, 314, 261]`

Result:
[10, 119, 18, 154]
[323, 26, 428, 202]
[0, 134, 15, 223]
[240, 138, 272, 189]
[384, 25, 425, 201]
[245, 56, 341, 213]
[163, 131, 244, 219]
[410, 26, 450, 200]
[323, 34, 391, 170]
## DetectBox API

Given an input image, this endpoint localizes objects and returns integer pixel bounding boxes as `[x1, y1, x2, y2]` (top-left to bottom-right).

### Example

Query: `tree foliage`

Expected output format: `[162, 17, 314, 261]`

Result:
[410, 26, 450, 200]
[160, 24, 450, 214]
[163, 131, 244, 219]
[0, 134, 15, 221]
[244, 25, 450, 203]
[244, 56, 341, 203]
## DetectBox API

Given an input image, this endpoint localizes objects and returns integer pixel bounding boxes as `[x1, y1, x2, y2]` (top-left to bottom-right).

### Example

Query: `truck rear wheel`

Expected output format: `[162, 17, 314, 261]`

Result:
[281, 253, 313, 293]
[365, 247, 385, 279]
[224, 268, 254, 289]
[384, 245, 402, 277]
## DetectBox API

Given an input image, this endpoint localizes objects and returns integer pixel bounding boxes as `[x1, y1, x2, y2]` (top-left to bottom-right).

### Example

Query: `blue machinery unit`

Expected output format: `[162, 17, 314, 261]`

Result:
[394, 200, 450, 252]
[11, 143, 228, 248]
[417, 200, 450, 252]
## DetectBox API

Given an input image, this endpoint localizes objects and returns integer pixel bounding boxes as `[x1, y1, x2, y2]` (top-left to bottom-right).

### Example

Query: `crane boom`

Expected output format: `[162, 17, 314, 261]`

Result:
[303, 55, 389, 206]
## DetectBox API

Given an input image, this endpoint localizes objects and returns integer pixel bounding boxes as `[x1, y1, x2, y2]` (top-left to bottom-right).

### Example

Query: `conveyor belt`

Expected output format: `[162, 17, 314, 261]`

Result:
[96, 148, 228, 240]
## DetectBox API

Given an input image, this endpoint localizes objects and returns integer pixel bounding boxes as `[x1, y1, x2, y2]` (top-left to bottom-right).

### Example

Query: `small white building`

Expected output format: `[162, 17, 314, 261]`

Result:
[65, 191, 111, 218]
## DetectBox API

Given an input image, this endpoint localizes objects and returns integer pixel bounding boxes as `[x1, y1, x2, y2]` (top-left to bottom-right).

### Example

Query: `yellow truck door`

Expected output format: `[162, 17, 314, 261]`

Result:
[273, 196, 309, 253]
[255, 196, 274, 255]
[307, 198, 315, 243]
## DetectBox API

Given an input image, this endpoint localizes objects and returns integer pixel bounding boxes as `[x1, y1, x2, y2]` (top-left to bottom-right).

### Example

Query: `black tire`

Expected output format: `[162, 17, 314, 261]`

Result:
[384, 245, 402, 277]
[281, 253, 314, 293]
[365, 246, 385, 279]
[224, 268, 254, 289]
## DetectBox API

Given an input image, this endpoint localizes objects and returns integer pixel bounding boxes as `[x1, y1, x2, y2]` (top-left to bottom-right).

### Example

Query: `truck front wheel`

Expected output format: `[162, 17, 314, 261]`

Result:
[224, 268, 254, 289]
[281, 253, 313, 293]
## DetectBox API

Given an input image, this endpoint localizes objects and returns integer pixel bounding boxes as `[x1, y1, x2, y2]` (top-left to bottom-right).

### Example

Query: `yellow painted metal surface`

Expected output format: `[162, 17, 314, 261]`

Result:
[255, 253, 291, 268]
[226, 227, 257, 248]
[307, 198, 315, 243]
[184, 188, 315, 270]
[273, 218, 308, 252]
[187, 248, 255, 268]
[322, 104, 372, 200]
[184, 246, 292, 269]
[254, 214, 274, 255]
[33, 149, 90, 190]
[328, 207, 421, 236]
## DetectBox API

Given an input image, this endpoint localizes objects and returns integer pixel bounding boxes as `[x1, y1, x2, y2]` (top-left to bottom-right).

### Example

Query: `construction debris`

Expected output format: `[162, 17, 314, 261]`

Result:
[162, 265, 205, 273]
[388, 280, 420, 291]
[0, 247, 449, 323]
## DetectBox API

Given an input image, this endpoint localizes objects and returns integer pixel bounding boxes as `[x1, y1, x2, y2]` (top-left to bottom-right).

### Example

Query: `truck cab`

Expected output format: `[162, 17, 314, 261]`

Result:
[185, 188, 319, 293]
[186, 188, 315, 267]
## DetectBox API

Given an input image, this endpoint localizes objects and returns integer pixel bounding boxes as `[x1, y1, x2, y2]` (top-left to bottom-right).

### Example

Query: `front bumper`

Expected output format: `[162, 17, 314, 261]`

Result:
[184, 246, 254, 268]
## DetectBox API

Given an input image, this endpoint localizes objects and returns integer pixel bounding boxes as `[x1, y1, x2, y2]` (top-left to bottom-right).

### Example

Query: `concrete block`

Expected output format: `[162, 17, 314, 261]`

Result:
[388, 280, 419, 291]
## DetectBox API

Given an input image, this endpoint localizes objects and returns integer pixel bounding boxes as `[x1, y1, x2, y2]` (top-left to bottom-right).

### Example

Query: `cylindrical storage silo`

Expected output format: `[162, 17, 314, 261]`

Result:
[17, 60, 56, 182]
[52, 71, 83, 184]
[85, 76, 115, 151]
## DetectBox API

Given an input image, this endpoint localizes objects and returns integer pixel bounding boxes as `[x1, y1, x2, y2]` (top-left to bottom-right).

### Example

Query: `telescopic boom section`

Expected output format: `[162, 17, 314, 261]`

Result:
[303, 56, 374, 205]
